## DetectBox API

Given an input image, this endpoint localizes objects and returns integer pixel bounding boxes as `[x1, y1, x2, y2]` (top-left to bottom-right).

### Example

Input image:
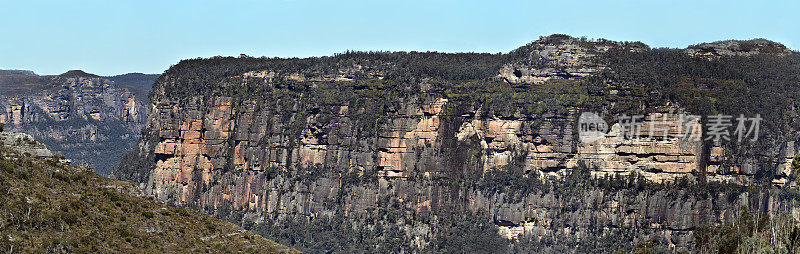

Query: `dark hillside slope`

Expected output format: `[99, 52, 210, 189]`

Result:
[0, 131, 296, 253]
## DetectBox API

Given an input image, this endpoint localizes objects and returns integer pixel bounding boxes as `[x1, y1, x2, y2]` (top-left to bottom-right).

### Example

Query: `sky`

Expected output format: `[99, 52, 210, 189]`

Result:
[1, 0, 798, 76]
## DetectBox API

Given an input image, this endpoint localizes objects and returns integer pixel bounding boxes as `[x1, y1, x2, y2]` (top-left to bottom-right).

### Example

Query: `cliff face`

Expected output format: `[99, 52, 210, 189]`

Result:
[117, 35, 800, 252]
[0, 70, 154, 175]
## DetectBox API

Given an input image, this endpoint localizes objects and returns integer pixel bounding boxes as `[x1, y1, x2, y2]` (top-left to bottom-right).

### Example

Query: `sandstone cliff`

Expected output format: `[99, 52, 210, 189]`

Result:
[116, 35, 800, 252]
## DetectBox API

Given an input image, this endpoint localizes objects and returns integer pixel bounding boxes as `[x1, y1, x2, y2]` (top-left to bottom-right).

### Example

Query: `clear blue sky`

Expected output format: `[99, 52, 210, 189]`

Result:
[2, 0, 797, 76]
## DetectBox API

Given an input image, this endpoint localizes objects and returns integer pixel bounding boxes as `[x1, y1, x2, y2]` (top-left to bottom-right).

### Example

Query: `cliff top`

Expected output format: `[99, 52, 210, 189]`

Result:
[157, 34, 794, 90]
[686, 38, 793, 57]
[0, 70, 36, 76]
[0, 69, 157, 97]
[58, 69, 101, 78]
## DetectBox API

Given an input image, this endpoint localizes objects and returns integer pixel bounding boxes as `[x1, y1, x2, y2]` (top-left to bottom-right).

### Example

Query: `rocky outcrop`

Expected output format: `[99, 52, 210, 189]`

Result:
[0, 131, 55, 158]
[0, 70, 153, 175]
[686, 39, 793, 57]
[498, 35, 647, 84]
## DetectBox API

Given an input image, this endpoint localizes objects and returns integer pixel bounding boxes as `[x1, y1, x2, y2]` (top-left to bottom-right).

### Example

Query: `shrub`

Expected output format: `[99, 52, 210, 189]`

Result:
[0, 159, 13, 172]
[142, 211, 155, 219]
[175, 208, 191, 217]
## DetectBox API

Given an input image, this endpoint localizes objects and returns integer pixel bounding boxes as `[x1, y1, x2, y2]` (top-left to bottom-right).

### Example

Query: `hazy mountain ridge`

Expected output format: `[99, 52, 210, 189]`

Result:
[0, 70, 157, 175]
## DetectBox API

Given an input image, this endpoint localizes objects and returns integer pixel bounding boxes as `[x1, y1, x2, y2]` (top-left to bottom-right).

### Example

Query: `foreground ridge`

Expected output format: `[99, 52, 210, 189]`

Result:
[0, 130, 297, 253]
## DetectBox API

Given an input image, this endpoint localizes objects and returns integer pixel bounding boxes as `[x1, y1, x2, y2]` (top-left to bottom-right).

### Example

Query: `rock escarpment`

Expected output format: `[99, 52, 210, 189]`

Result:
[0, 70, 154, 175]
[686, 39, 794, 57]
[117, 35, 800, 252]
[0, 131, 56, 158]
